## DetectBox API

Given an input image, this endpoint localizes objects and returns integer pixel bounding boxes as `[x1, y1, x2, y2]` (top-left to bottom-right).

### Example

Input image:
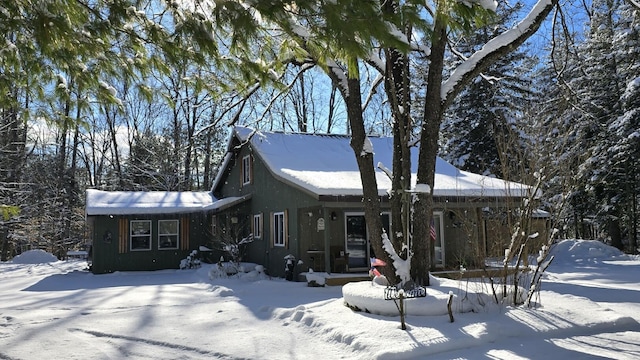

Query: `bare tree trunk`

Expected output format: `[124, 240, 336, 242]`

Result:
[105, 107, 124, 188]
[298, 74, 308, 132]
[54, 95, 72, 258]
[631, 178, 638, 252]
[1, 82, 27, 260]
[326, 84, 337, 134]
[342, 59, 395, 282]
[183, 92, 196, 191]
[0, 225, 8, 262]
[380, 1, 413, 263]
[411, 14, 449, 285]
[609, 218, 623, 250]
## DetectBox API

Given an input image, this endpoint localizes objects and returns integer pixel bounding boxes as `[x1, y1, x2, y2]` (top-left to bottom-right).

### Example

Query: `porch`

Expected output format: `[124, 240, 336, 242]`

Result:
[298, 266, 527, 286]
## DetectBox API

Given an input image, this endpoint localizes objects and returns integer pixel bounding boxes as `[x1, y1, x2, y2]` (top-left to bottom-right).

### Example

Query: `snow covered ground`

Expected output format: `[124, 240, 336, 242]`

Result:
[1, 240, 639, 359]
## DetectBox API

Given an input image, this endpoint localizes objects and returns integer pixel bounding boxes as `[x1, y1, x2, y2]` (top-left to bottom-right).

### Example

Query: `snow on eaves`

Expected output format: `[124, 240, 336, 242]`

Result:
[85, 189, 249, 216]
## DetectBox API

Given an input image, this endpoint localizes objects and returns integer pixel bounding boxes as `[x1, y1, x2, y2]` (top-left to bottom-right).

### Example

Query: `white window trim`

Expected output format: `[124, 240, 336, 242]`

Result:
[273, 212, 285, 247]
[253, 213, 263, 239]
[130, 220, 152, 251]
[242, 155, 252, 185]
[158, 219, 180, 250]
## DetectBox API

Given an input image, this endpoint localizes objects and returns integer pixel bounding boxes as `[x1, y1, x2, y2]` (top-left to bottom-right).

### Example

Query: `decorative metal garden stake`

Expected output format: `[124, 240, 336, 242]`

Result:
[384, 286, 426, 330]
[447, 292, 454, 323]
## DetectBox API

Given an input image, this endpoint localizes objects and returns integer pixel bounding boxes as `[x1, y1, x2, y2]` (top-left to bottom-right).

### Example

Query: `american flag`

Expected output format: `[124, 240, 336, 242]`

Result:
[430, 219, 437, 241]
[370, 258, 387, 267]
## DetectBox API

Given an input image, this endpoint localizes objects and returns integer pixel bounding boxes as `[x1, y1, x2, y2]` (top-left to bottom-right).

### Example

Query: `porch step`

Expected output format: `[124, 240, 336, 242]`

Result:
[325, 275, 370, 286]
[298, 272, 370, 286]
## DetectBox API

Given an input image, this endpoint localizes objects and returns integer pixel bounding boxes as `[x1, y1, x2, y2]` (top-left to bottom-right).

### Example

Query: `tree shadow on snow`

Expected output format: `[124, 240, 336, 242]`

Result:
[22, 269, 204, 291]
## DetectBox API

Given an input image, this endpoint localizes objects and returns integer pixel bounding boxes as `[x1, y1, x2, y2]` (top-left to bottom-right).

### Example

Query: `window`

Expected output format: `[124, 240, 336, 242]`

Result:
[158, 220, 179, 249]
[252, 213, 263, 239]
[211, 215, 217, 236]
[130, 220, 151, 250]
[273, 212, 285, 247]
[241, 155, 252, 185]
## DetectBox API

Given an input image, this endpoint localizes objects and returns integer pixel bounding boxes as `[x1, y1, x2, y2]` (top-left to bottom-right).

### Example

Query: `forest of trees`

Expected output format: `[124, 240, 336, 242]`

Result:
[1, 0, 638, 267]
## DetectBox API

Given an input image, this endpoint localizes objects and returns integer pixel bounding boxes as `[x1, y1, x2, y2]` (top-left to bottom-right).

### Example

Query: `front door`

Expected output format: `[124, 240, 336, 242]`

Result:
[346, 214, 368, 269]
[345, 213, 391, 270]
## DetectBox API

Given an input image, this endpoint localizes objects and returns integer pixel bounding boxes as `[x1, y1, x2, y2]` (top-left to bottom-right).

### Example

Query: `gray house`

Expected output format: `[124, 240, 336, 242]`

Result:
[210, 127, 536, 278]
[85, 126, 540, 276]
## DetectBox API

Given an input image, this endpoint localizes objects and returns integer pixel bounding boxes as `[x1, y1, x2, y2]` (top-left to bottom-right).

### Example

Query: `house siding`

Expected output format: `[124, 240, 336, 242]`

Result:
[211, 129, 535, 277]
[215, 143, 523, 274]
[89, 212, 217, 274]
[215, 143, 321, 277]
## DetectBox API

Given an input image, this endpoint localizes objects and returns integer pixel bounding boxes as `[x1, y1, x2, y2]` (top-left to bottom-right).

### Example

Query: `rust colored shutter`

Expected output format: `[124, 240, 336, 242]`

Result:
[251, 214, 255, 238]
[181, 217, 190, 250]
[269, 212, 274, 248]
[118, 218, 128, 253]
[240, 155, 244, 188]
[284, 209, 289, 249]
[249, 155, 254, 184]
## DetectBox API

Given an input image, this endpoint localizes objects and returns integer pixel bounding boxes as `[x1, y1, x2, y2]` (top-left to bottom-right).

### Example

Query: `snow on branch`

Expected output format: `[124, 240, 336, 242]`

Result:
[362, 73, 384, 112]
[365, 52, 385, 74]
[326, 58, 349, 97]
[627, 0, 640, 10]
[382, 232, 410, 284]
[461, 0, 498, 12]
[441, 0, 557, 105]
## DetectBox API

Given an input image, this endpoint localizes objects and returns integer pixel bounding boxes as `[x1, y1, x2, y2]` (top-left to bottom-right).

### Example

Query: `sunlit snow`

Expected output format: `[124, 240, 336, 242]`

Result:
[1, 239, 639, 359]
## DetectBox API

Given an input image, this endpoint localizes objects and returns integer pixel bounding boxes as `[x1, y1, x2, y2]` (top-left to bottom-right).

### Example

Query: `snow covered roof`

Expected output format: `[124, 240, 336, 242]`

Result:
[214, 127, 532, 199]
[85, 189, 249, 216]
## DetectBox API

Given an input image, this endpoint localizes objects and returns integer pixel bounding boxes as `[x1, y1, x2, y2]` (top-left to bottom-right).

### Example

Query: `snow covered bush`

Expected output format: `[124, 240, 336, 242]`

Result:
[179, 250, 201, 269]
[208, 260, 268, 281]
[210, 216, 254, 265]
[208, 257, 240, 278]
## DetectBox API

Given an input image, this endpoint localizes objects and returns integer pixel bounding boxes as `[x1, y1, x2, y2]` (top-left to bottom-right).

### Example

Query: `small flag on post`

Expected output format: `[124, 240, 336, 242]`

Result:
[370, 258, 387, 267]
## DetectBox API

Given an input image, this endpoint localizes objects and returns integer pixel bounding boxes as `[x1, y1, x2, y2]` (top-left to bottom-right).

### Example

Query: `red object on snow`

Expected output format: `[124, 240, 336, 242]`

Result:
[370, 267, 382, 277]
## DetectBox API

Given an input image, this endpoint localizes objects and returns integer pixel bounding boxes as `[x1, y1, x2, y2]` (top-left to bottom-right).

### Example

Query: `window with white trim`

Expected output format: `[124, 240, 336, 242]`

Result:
[253, 213, 263, 239]
[158, 219, 179, 249]
[130, 220, 152, 250]
[241, 155, 252, 185]
[273, 212, 285, 247]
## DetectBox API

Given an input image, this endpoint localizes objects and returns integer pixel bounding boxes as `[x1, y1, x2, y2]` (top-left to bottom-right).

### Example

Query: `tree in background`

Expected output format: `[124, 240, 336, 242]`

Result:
[534, 0, 639, 252]
[0, 0, 226, 256]
[441, 2, 539, 181]
[4, 0, 635, 268]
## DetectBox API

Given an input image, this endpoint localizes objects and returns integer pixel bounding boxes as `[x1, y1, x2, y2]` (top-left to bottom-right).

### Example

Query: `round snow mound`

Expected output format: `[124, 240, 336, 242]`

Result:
[12, 249, 59, 264]
[550, 239, 626, 265]
[342, 277, 481, 316]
